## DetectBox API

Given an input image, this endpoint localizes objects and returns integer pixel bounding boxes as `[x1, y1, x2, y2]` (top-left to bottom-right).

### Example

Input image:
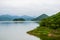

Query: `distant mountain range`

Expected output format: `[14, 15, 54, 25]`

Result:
[0, 15, 13, 21]
[20, 15, 34, 21]
[32, 14, 48, 21]
[0, 14, 48, 21]
[0, 15, 34, 21]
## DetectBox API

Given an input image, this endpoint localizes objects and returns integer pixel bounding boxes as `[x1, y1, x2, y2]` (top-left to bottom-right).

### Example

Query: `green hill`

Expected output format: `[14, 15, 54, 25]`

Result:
[27, 12, 60, 40]
[40, 12, 60, 29]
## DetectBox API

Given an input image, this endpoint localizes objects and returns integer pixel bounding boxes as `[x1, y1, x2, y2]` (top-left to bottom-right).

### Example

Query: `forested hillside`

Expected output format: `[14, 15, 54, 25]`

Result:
[27, 12, 60, 40]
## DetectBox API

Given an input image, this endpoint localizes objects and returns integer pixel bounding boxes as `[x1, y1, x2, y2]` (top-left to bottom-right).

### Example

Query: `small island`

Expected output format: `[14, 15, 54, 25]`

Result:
[13, 18, 25, 21]
[27, 12, 60, 40]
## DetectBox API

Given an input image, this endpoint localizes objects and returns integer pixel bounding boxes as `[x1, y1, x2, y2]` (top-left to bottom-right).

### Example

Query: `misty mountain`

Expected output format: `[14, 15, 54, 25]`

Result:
[0, 15, 34, 21]
[20, 15, 34, 21]
[32, 14, 48, 21]
[0, 15, 18, 21]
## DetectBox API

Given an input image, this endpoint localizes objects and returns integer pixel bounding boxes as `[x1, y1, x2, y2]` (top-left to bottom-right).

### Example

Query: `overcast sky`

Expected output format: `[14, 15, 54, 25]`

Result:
[0, 0, 60, 17]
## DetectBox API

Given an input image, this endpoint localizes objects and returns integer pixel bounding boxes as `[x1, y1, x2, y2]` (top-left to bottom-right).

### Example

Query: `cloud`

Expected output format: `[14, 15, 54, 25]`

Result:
[0, 0, 60, 16]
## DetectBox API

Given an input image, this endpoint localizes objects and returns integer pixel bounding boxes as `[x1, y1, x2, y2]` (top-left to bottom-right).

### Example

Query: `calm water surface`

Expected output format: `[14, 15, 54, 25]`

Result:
[0, 21, 40, 40]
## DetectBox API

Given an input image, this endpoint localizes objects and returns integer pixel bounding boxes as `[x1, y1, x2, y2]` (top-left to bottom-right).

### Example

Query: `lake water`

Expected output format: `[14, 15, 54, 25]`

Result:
[0, 21, 40, 40]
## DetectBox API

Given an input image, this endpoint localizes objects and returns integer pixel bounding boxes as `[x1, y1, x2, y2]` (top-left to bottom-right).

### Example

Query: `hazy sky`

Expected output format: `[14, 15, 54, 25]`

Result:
[0, 0, 60, 17]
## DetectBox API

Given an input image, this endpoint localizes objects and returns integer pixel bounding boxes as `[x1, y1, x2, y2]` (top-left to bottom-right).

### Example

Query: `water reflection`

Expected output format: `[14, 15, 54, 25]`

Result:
[0, 21, 39, 40]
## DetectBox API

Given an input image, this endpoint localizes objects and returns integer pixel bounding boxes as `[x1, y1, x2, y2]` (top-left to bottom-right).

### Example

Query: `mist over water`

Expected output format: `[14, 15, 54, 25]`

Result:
[0, 21, 39, 40]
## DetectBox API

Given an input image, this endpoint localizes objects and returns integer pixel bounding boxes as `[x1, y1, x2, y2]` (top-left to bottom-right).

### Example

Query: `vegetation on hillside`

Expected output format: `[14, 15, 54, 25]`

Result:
[40, 12, 60, 29]
[27, 12, 60, 40]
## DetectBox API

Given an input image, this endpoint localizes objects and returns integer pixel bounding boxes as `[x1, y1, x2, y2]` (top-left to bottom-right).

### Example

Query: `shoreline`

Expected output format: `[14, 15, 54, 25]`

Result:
[27, 27, 60, 40]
